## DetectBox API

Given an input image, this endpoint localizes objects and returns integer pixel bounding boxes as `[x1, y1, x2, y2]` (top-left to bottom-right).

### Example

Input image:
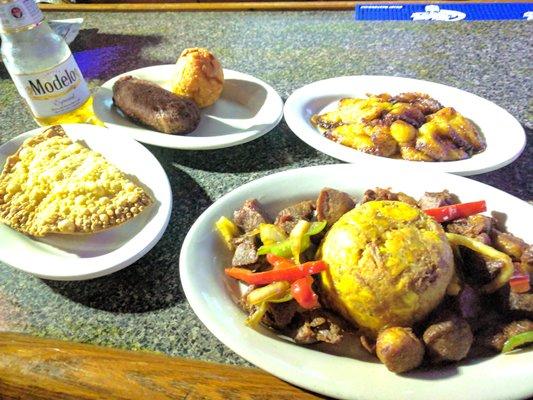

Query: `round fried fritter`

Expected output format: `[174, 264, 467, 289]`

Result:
[171, 48, 224, 108]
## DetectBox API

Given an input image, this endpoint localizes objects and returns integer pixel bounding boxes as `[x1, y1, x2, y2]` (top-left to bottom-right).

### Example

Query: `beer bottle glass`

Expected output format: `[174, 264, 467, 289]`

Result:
[0, 0, 99, 126]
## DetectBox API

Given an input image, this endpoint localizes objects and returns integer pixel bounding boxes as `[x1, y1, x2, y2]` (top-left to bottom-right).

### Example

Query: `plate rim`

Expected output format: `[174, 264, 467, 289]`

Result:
[283, 74, 526, 176]
[179, 163, 533, 400]
[94, 65, 284, 150]
[0, 123, 172, 281]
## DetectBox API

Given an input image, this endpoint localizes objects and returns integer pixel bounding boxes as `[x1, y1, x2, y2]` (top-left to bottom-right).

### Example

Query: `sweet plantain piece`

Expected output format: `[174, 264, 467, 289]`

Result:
[416, 136, 468, 161]
[416, 116, 470, 161]
[416, 107, 485, 161]
[325, 123, 397, 157]
[391, 92, 443, 115]
[427, 107, 485, 152]
[311, 97, 392, 129]
[400, 146, 435, 161]
[383, 102, 426, 128]
[390, 120, 418, 145]
[325, 123, 374, 147]
[338, 97, 368, 108]
[371, 129, 399, 157]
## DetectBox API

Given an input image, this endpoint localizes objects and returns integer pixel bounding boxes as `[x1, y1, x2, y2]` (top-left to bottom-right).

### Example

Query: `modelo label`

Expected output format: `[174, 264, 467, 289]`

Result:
[0, 0, 43, 32]
[12, 55, 90, 118]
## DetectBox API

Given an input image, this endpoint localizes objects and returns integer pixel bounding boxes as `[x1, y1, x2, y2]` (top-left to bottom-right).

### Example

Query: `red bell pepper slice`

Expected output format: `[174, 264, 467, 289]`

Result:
[266, 254, 296, 270]
[291, 276, 319, 309]
[225, 260, 327, 285]
[510, 264, 530, 293]
[424, 201, 486, 223]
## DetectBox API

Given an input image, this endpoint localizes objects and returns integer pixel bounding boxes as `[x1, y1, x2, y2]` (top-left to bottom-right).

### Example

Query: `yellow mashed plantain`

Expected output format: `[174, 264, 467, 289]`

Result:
[319, 200, 454, 336]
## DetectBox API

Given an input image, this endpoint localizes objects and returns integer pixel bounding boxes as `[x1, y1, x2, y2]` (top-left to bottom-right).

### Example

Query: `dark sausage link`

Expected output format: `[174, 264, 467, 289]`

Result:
[113, 76, 200, 135]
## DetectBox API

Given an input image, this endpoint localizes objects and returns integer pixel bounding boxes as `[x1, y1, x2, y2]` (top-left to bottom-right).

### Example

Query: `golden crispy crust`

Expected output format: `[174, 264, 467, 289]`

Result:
[320, 201, 454, 336]
[171, 47, 224, 108]
[0, 126, 152, 237]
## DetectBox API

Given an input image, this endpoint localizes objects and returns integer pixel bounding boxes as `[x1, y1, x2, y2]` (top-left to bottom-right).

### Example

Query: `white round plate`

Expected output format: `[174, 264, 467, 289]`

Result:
[0, 124, 172, 280]
[283, 76, 526, 176]
[93, 65, 284, 150]
[180, 164, 533, 400]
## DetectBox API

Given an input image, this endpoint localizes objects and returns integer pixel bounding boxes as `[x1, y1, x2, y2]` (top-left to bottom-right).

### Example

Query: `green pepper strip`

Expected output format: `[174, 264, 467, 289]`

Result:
[257, 239, 292, 257]
[245, 302, 269, 327]
[257, 221, 327, 257]
[245, 291, 293, 327]
[502, 331, 533, 353]
[446, 233, 514, 293]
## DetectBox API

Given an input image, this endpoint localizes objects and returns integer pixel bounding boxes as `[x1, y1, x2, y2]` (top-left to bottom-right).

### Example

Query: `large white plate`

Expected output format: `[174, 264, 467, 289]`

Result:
[93, 65, 284, 150]
[180, 164, 533, 400]
[283, 76, 526, 176]
[0, 124, 172, 280]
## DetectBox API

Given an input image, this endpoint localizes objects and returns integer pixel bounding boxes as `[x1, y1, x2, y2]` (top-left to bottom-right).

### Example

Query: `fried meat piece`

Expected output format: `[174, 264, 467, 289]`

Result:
[233, 199, 270, 232]
[423, 316, 473, 362]
[418, 190, 458, 210]
[274, 200, 315, 234]
[316, 188, 355, 226]
[376, 327, 425, 373]
[477, 319, 533, 352]
[359, 188, 418, 207]
[292, 310, 345, 345]
[231, 236, 259, 267]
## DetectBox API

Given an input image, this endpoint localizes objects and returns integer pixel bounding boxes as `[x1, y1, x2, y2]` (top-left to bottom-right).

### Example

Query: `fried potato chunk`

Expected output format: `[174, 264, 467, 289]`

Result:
[0, 126, 152, 237]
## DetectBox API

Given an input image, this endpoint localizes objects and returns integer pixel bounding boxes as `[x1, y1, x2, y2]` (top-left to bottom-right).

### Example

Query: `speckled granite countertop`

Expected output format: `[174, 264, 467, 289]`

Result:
[0, 11, 531, 366]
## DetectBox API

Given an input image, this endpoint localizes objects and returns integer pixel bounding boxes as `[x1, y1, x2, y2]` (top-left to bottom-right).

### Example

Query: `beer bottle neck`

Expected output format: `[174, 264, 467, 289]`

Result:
[0, 0, 44, 34]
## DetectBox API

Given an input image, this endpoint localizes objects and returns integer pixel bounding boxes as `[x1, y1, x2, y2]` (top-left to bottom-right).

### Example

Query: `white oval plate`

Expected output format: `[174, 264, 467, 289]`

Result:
[180, 164, 533, 400]
[0, 124, 172, 280]
[93, 65, 284, 150]
[283, 76, 526, 176]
